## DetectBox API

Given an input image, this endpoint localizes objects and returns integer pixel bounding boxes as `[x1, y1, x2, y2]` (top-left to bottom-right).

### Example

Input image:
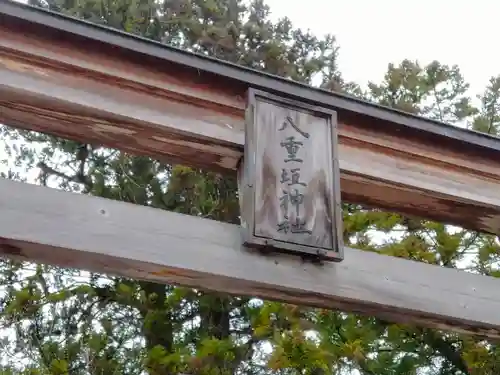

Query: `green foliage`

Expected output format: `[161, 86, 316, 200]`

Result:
[2, 0, 500, 374]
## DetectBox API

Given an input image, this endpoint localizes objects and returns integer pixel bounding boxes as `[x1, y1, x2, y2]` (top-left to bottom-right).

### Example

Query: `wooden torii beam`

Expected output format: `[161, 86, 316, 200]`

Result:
[1, 0, 500, 234]
[1, 0, 500, 338]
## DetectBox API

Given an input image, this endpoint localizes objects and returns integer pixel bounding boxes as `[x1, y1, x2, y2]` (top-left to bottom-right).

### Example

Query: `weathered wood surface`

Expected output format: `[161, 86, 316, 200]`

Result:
[2, 9, 500, 235]
[0, 178, 499, 338]
[240, 91, 343, 260]
[0, 39, 244, 171]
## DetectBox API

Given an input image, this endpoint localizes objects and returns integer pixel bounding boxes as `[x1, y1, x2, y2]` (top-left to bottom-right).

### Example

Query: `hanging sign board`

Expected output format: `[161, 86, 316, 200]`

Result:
[239, 89, 344, 262]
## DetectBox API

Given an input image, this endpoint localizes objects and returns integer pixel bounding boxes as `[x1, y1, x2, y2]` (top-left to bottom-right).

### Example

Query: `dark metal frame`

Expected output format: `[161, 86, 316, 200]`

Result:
[1, 0, 500, 154]
[240, 88, 344, 263]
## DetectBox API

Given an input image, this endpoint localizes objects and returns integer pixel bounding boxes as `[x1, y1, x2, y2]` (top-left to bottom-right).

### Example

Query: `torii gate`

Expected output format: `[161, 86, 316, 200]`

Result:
[0, 0, 499, 339]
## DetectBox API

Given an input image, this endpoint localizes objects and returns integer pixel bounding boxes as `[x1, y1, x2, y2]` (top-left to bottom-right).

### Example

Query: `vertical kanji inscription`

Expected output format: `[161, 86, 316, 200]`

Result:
[276, 116, 311, 236]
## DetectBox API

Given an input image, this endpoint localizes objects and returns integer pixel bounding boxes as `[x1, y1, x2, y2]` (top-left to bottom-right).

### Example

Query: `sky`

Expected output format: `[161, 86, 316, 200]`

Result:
[265, 0, 499, 99]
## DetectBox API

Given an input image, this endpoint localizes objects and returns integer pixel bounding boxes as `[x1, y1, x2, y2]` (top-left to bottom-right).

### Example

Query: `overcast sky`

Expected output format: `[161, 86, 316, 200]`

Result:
[265, 0, 498, 98]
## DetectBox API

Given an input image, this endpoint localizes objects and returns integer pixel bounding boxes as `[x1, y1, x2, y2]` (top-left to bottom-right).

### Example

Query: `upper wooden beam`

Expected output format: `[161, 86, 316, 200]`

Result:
[0, 177, 499, 338]
[1, 0, 500, 235]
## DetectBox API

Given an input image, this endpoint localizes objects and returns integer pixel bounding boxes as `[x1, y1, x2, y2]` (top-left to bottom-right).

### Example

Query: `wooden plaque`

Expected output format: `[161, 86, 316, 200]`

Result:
[239, 89, 343, 262]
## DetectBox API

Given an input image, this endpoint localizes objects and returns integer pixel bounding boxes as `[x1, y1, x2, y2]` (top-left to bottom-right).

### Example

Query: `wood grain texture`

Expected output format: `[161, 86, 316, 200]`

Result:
[0, 54, 243, 171]
[0, 178, 500, 338]
[240, 90, 343, 260]
[2, 27, 500, 234]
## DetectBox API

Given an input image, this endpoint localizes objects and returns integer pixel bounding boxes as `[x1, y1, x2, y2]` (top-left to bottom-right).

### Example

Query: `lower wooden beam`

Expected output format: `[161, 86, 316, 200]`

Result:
[0, 178, 499, 338]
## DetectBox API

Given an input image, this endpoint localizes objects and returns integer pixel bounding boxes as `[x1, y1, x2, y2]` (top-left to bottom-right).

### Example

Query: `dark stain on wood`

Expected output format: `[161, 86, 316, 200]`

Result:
[0, 239, 23, 257]
[0, 100, 242, 173]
